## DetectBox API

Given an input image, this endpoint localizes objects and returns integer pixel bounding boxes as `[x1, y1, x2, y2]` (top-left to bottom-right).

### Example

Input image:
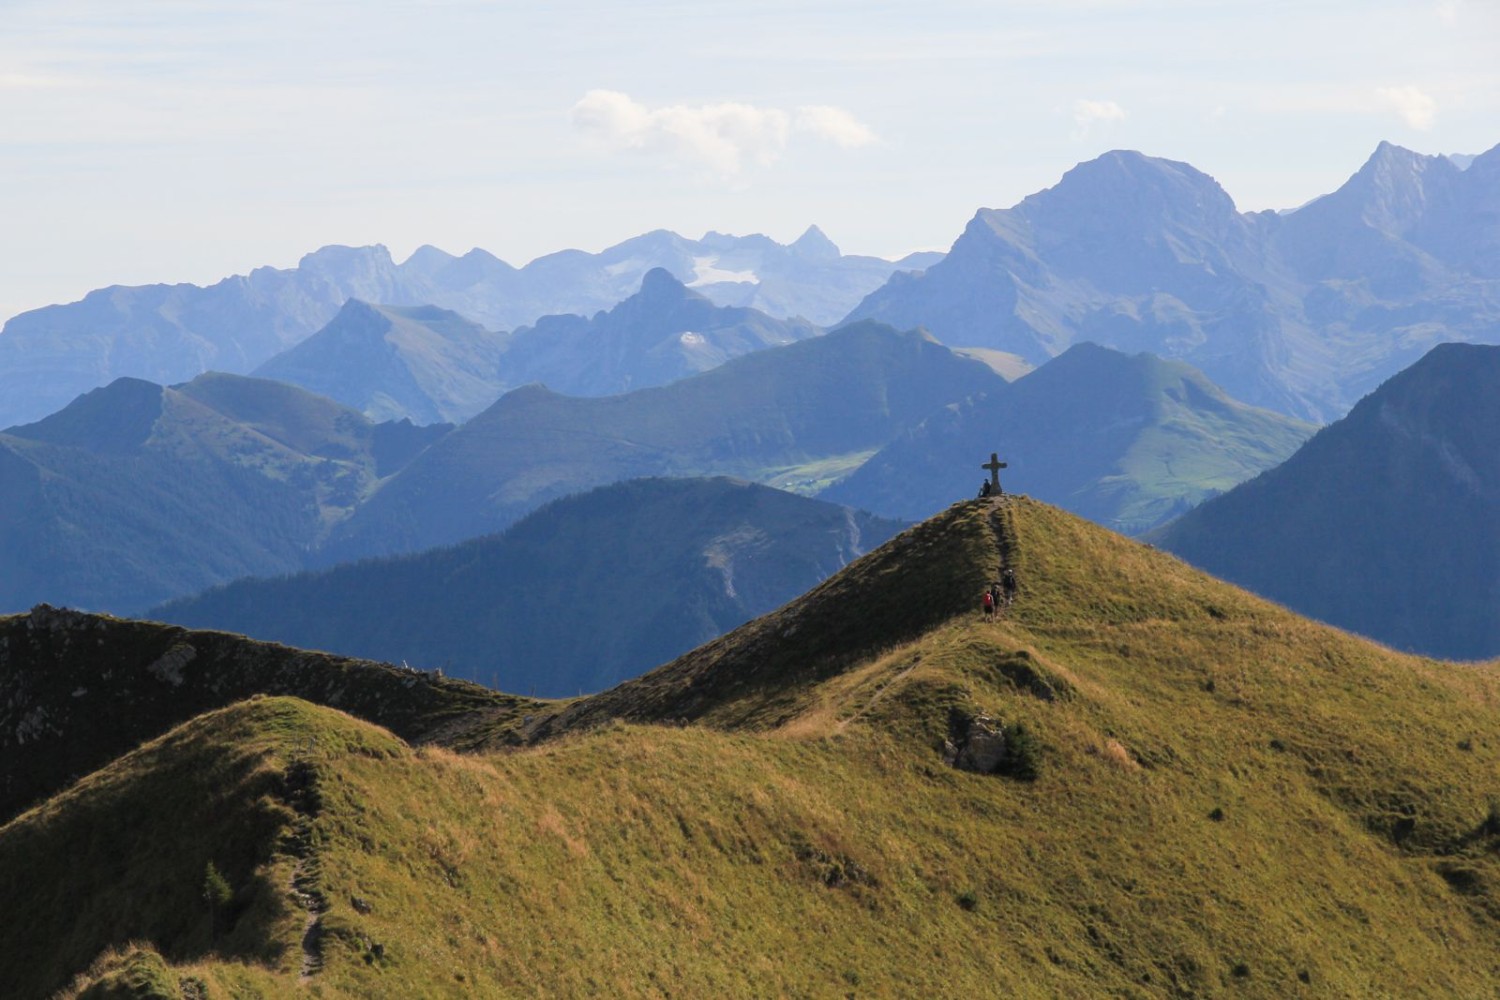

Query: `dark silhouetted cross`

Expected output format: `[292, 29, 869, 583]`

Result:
[982, 452, 1007, 494]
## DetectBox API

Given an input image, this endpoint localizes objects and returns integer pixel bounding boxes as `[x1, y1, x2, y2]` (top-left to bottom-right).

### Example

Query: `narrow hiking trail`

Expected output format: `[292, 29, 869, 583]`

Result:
[985, 495, 1021, 619]
[281, 758, 328, 983]
[838, 496, 1021, 734]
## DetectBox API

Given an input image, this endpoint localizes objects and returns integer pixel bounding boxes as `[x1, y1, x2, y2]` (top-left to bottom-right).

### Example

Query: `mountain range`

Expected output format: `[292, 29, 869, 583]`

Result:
[253, 270, 822, 425]
[0, 229, 931, 428]
[820, 341, 1314, 533]
[151, 477, 906, 697]
[0, 322, 1319, 620]
[846, 141, 1500, 422]
[251, 300, 509, 425]
[0, 373, 449, 614]
[1154, 340, 1500, 661]
[4, 497, 1497, 997]
[320, 320, 1003, 561]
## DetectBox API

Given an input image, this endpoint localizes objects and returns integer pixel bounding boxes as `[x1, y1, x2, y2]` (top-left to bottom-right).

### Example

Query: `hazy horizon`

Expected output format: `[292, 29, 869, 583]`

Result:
[3, 0, 1497, 323]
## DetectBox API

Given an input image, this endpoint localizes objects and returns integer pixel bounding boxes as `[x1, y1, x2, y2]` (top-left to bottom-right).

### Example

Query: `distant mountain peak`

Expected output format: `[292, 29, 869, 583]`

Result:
[1048, 149, 1237, 212]
[297, 244, 395, 270]
[5, 377, 166, 453]
[640, 265, 689, 293]
[791, 225, 841, 261]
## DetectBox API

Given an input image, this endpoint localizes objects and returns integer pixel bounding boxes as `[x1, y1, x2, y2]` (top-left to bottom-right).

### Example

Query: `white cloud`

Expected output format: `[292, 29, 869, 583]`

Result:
[571, 90, 876, 174]
[794, 105, 877, 148]
[1375, 85, 1437, 129]
[1071, 98, 1126, 139]
[0, 72, 72, 90]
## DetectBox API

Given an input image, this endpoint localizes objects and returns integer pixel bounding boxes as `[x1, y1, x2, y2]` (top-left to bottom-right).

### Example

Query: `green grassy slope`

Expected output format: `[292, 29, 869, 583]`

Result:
[0, 606, 541, 825]
[5, 498, 1499, 998]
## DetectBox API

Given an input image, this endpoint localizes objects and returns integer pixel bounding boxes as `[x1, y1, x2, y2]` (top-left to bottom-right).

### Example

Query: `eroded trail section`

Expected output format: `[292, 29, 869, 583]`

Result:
[281, 758, 328, 983]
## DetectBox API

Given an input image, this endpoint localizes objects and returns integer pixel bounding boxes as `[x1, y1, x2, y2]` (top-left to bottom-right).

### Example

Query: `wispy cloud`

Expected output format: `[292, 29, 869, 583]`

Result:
[794, 105, 878, 148]
[571, 90, 877, 174]
[1375, 85, 1437, 129]
[1070, 98, 1126, 140]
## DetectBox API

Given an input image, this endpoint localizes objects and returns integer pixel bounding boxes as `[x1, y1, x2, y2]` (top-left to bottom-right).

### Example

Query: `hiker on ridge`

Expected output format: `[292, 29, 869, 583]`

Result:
[1002, 568, 1017, 607]
[978, 479, 992, 499]
[982, 586, 995, 621]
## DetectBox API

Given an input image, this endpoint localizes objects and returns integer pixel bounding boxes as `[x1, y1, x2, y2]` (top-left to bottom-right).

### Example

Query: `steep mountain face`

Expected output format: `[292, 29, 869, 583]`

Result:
[323, 321, 1003, 560]
[0, 373, 450, 614]
[0, 604, 537, 826]
[6, 498, 1498, 998]
[152, 478, 906, 697]
[1154, 341, 1500, 660]
[847, 142, 1500, 421]
[253, 300, 510, 424]
[501, 268, 821, 397]
[0, 229, 931, 427]
[822, 342, 1315, 533]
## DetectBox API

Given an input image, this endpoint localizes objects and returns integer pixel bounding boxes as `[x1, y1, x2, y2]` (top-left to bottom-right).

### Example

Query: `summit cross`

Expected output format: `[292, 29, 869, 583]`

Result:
[982, 452, 1008, 494]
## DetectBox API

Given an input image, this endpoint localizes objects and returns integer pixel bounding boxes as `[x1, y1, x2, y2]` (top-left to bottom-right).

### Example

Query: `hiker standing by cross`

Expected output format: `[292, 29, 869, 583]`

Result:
[982, 452, 1007, 496]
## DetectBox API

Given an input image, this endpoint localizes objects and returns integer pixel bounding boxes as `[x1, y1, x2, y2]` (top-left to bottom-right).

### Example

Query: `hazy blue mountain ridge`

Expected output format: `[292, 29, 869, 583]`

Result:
[820, 342, 1316, 533]
[1153, 341, 1500, 660]
[846, 142, 1500, 422]
[153, 477, 907, 697]
[0, 373, 449, 614]
[0, 229, 928, 427]
[321, 320, 1005, 562]
[252, 300, 510, 424]
[499, 268, 822, 397]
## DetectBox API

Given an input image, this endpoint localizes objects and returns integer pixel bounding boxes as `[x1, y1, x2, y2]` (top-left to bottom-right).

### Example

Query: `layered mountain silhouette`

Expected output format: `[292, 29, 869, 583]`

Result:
[821, 342, 1314, 533]
[252, 271, 820, 424]
[1154, 341, 1500, 660]
[323, 320, 1003, 560]
[0, 373, 450, 614]
[0, 229, 929, 427]
[847, 142, 1500, 421]
[152, 478, 905, 697]
[252, 300, 509, 424]
[499, 268, 821, 397]
[5, 497, 1498, 997]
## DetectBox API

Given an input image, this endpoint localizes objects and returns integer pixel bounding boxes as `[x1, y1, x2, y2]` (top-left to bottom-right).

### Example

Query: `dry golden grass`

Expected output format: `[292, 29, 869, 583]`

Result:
[10, 498, 1500, 998]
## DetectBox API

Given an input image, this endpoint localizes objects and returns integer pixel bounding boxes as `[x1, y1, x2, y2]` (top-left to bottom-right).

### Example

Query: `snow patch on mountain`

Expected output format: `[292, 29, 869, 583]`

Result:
[689, 256, 760, 286]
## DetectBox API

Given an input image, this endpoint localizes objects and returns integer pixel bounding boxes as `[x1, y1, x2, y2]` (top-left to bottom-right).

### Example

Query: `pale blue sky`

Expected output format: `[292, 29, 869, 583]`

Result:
[3, 0, 1497, 323]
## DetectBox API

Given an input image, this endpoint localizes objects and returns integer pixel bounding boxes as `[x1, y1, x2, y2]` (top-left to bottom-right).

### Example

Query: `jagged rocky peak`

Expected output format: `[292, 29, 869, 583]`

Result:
[1339, 140, 1463, 232]
[790, 224, 841, 261]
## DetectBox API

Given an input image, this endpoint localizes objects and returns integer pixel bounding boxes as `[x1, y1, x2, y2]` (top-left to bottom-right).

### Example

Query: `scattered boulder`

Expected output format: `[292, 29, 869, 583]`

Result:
[943, 708, 1041, 780]
[943, 711, 1009, 773]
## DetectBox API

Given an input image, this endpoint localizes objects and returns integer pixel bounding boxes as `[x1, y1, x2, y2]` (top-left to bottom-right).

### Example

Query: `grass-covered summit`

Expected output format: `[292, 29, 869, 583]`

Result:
[3, 497, 1498, 998]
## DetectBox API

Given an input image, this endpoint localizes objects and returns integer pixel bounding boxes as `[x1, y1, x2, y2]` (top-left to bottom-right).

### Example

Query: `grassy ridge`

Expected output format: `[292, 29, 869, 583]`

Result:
[7, 498, 1499, 997]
